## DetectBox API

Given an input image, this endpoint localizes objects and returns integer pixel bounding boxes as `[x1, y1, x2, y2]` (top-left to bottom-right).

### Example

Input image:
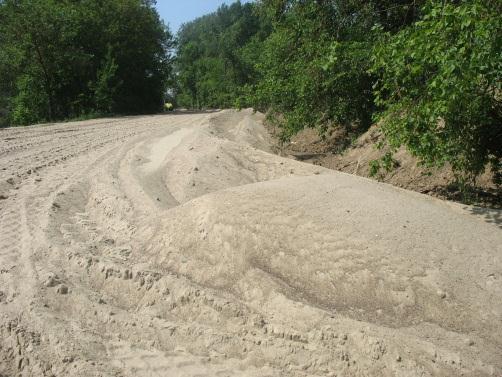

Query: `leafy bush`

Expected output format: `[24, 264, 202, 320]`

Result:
[93, 48, 121, 114]
[372, 0, 502, 183]
[11, 74, 50, 125]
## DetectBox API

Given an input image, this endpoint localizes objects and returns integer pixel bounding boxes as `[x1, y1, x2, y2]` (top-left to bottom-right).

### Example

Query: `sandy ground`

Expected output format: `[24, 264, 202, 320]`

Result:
[0, 109, 501, 376]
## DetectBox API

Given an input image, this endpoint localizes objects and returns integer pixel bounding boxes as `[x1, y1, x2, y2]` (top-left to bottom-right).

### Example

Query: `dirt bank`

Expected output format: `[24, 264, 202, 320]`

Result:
[270, 124, 501, 208]
[0, 110, 501, 376]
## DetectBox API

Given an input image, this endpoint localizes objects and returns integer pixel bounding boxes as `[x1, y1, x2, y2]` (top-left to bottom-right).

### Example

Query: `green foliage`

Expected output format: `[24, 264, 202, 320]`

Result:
[92, 48, 120, 114]
[248, 1, 338, 137]
[175, 1, 270, 109]
[246, 0, 424, 139]
[372, 0, 502, 182]
[11, 73, 50, 125]
[0, 0, 173, 127]
[369, 152, 398, 177]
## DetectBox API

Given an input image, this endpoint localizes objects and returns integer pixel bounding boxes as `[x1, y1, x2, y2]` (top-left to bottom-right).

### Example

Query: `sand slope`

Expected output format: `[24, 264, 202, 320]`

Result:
[0, 110, 500, 376]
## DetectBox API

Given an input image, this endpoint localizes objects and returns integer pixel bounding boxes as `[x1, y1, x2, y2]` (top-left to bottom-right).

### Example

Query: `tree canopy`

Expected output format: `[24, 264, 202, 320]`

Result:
[0, 0, 173, 127]
[174, 1, 270, 109]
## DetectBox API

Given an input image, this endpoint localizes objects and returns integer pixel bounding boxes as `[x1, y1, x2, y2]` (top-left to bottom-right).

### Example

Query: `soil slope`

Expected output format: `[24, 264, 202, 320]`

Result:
[0, 110, 501, 376]
[276, 125, 500, 208]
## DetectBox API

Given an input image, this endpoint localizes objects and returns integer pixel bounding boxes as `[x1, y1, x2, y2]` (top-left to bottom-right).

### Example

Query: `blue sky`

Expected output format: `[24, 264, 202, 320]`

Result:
[156, 0, 251, 34]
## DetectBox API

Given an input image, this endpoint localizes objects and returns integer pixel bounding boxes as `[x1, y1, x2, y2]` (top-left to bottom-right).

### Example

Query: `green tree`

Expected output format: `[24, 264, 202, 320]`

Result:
[247, 0, 424, 139]
[0, 0, 173, 127]
[175, 1, 269, 109]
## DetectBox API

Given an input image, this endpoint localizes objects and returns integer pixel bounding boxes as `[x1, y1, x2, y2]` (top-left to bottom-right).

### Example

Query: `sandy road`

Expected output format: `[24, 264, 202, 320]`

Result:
[0, 110, 501, 376]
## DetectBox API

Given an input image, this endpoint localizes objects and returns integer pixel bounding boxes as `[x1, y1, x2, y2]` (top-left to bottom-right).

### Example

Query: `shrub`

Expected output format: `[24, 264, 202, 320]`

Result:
[372, 0, 502, 184]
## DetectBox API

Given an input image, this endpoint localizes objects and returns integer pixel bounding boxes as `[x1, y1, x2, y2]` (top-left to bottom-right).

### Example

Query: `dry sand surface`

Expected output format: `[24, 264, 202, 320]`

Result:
[0, 109, 501, 376]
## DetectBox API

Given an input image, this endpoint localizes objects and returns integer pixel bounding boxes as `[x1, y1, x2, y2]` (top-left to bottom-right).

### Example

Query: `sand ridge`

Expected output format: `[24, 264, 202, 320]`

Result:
[0, 110, 501, 376]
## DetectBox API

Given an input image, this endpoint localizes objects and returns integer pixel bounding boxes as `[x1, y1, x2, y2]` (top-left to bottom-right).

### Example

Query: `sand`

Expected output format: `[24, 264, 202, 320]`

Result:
[0, 110, 501, 376]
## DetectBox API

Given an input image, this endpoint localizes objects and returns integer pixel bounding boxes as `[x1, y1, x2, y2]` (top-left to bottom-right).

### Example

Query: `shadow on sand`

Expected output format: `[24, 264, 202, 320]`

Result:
[466, 206, 502, 229]
[165, 109, 221, 116]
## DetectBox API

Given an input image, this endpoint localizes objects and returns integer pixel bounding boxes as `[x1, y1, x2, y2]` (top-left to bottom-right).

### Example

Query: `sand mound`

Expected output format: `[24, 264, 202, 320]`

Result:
[0, 110, 500, 376]
[163, 111, 330, 204]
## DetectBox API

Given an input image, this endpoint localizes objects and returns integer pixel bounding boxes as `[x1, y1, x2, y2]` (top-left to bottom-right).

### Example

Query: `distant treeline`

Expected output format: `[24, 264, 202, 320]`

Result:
[175, 0, 501, 184]
[174, 1, 270, 109]
[0, 0, 173, 127]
